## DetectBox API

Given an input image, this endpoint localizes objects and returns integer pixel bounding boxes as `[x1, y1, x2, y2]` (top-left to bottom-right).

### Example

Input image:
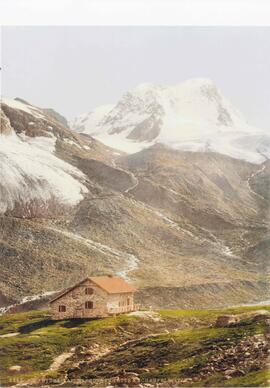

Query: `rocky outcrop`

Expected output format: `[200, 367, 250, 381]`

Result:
[189, 333, 269, 382]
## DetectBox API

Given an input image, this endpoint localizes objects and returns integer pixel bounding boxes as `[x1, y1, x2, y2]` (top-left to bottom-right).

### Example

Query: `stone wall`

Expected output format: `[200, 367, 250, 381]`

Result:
[50, 279, 108, 320]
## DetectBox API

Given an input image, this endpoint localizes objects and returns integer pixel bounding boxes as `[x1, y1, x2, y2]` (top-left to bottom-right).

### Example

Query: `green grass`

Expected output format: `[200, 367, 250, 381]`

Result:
[0, 306, 269, 386]
[68, 314, 268, 386]
[0, 310, 49, 335]
[0, 311, 142, 385]
[192, 369, 270, 387]
[222, 369, 270, 387]
[159, 304, 270, 320]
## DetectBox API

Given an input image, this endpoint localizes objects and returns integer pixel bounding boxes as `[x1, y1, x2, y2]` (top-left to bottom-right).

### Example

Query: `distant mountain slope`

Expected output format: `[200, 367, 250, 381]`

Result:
[72, 78, 270, 163]
[0, 96, 269, 308]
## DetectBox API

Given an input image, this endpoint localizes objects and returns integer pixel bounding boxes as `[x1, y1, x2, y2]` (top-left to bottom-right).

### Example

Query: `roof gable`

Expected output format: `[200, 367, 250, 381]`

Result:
[49, 275, 136, 303]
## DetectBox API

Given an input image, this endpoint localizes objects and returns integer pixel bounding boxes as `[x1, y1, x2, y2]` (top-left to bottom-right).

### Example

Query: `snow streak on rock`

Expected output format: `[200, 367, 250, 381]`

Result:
[0, 291, 56, 315]
[130, 199, 237, 258]
[48, 227, 139, 281]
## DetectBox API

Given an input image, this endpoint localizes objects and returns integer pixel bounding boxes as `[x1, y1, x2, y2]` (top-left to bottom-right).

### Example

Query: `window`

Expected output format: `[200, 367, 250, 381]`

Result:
[127, 298, 130, 306]
[59, 305, 66, 312]
[85, 287, 94, 295]
[85, 301, 93, 309]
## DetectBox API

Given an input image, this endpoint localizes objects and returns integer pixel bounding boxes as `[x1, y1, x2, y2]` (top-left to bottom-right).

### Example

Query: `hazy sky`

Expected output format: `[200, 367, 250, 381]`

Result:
[1, 26, 269, 128]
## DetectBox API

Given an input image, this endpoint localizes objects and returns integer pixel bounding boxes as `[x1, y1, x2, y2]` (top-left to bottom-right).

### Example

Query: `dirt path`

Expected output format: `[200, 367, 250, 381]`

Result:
[124, 171, 139, 193]
[49, 347, 76, 371]
[0, 332, 19, 338]
[111, 158, 139, 194]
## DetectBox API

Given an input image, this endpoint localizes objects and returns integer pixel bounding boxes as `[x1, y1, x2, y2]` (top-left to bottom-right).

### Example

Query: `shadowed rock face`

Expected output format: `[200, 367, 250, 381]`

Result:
[0, 98, 269, 308]
[127, 114, 162, 141]
[0, 110, 13, 135]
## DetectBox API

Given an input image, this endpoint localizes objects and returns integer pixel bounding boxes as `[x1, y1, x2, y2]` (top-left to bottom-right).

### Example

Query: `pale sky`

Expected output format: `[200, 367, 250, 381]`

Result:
[1, 26, 270, 128]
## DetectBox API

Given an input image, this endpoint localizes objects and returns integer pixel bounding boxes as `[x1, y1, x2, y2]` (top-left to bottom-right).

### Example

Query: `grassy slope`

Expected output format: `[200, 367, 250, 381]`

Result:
[0, 306, 269, 386]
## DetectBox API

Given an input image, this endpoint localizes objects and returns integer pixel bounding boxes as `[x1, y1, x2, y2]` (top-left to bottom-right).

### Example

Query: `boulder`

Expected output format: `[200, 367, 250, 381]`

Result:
[224, 368, 245, 377]
[214, 315, 240, 327]
[9, 365, 22, 372]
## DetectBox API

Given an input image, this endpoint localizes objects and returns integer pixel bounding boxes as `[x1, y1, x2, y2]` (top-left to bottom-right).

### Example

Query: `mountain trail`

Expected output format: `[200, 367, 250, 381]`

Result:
[247, 164, 266, 200]
[124, 174, 139, 193]
[111, 158, 139, 194]
[0, 332, 19, 338]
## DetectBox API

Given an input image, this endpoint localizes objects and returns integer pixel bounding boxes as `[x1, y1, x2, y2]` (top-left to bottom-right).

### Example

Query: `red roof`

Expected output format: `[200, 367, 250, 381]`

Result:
[50, 275, 136, 303]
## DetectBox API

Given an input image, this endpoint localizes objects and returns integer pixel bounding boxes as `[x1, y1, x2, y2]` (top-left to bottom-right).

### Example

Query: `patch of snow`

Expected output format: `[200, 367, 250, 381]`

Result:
[0, 131, 88, 214]
[21, 290, 56, 304]
[95, 131, 150, 154]
[63, 138, 82, 148]
[71, 104, 115, 134]
[0, 290, 57, 316]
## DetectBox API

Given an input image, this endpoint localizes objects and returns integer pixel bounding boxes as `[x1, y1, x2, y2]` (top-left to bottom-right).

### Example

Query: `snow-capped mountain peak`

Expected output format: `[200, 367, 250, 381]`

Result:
[72, 78, 269, 163]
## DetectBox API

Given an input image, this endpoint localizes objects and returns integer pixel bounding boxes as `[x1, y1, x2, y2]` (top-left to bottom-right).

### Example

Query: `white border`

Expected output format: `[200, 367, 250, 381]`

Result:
[0, 0, 270, 26]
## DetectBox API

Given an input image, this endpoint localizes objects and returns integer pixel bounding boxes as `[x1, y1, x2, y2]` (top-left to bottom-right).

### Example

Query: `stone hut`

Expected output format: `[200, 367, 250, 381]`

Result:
[49, 275, 137, 320]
